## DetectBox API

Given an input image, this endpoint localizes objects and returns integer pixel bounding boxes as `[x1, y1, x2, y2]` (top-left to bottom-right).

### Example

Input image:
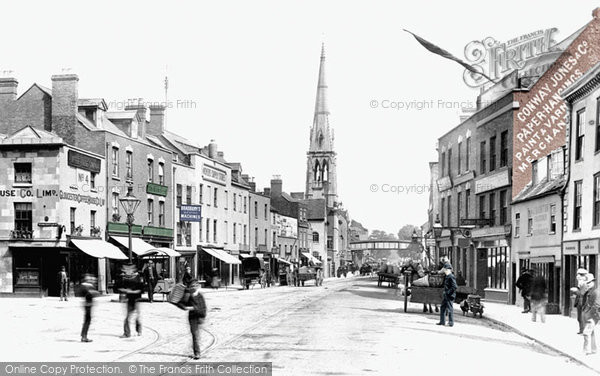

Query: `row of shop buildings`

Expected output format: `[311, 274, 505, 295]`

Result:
[0, 45, 358, 296]
[423, 7, 600, 316]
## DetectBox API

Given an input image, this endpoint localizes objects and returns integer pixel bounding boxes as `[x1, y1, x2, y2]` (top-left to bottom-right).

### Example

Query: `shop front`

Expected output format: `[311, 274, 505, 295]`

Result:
[198, 246, 242, 288]
[471, 226, 511, 302]
[563, 240, 599, 316]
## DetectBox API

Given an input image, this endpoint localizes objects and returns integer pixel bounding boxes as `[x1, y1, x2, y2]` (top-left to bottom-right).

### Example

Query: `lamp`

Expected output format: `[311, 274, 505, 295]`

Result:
[119, 186, 141, 263]
[433, 213, 443, 239]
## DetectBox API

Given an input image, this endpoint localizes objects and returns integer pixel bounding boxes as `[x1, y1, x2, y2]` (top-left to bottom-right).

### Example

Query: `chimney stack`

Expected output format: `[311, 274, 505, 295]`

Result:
[263, 187, 271, 197]
[270, 175, 283, 198]
[125, 98, 149, 138]
[248, 181, 256, 192]
[0, 77, 18, 103]
[208, 140, 218, 159]
[148, 104, 166, 136]
[51, 74, 79, 145]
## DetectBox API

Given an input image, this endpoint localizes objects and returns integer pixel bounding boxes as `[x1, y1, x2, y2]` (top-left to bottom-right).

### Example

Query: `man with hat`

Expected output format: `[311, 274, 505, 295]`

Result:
[179, 280, 207, 360]
[573, 268, 590, 334]
[436, 263, 457, 327]
[583, 273, 600, 355]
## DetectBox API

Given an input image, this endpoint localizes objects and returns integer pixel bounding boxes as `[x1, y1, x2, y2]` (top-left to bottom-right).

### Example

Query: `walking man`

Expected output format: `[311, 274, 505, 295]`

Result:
[58, 266, 69, 301]
[516, 268, 533, 313]
[181, 280, 207, 360]
[530, 273, 547, 323]
[437, 263, 457, 327]
[143, 260, 158, 303]
[80, 274, 97, 343]
[575, 268, 590, 334]
[120, 265, 143, 338]
[582, 274, 600, 355]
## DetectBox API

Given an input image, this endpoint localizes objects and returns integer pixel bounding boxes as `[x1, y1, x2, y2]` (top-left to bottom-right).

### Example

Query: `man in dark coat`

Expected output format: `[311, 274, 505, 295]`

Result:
[582, 274, 600, 355]
[143, 260, 158, 303]
[516, 269, 534, 313]
[530, 274, 547, 323]
[180, 280, 207, 360]
[182, 266, 194, 288]
[437, 264, 457, 327]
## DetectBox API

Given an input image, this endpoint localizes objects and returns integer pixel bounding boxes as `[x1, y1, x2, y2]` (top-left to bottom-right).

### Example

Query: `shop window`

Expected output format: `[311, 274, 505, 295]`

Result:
[487, 246, 507, 290]
[13, 203, 32, 238]
[14, 163, 32, 184]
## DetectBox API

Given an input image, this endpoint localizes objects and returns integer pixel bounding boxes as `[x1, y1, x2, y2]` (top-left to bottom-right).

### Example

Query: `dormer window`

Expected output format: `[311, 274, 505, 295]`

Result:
[84, 108, 95, 124]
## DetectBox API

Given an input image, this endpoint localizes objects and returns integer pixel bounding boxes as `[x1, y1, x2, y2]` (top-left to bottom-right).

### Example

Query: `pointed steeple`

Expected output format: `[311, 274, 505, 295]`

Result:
[310, 43, 334, 152]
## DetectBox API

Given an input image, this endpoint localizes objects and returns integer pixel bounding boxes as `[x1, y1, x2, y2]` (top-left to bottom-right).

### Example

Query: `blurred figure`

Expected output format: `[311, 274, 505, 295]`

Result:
[143, 260, 158, 303]
[58, 266, 69, 301]
[180, 280, 207, 360]
[211, 268, 220, 290]
[574, 268, 590, 334]
[182, 265, 193, 288]
[120, 264, 143, 338]
[437, 264, 456, 327]
[79, 274, 98, 342]
[516, 269, 533, 313]
[583, 274, 600, 355]
[530, 273, 547, 323]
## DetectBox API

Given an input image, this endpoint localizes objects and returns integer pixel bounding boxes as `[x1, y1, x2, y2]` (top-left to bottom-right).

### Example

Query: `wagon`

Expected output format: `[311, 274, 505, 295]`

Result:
[377, 272, 401, 288]
[297, 266, 323, 286]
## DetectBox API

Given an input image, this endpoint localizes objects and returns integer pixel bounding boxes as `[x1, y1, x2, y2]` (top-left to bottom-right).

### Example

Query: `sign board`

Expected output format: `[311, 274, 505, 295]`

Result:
[68, 150, 101, 173]
[38, 223, 59, 227]
[512, 14, 600, 198]
[436, 176, 452, 192]
[202, 165, 227, 185]
[562, 241, 579, 255]
[461, 218, 493, 226]
[581, 239, 599, 255]
[474, 170, 509, 194]
[180, 205, 202, 222]
[147, 183, 169, 197]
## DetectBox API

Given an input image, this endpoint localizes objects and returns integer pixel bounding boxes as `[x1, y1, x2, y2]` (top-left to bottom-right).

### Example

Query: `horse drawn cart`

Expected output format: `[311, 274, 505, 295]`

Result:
[402, 272, 478, 313]
[297, 266, 323, 286]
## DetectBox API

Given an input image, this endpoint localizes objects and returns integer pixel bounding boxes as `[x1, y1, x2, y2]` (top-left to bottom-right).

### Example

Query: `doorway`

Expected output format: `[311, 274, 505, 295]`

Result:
[476, 248, 487, 297]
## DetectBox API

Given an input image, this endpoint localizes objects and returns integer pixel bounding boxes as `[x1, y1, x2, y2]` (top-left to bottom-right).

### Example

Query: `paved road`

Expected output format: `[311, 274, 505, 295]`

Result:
[1, 276, 597, 375]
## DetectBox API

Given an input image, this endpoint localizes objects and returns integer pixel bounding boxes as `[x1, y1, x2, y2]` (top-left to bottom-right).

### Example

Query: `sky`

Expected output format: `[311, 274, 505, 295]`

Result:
[1, 0, 599, 234]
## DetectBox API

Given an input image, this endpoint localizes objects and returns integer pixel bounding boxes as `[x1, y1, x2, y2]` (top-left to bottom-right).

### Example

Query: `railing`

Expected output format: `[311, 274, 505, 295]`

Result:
[10, 230, 33, 239]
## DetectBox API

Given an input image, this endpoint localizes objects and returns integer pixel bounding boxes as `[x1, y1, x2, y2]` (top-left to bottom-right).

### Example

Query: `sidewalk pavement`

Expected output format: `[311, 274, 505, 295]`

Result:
[483, 301, 600, 372]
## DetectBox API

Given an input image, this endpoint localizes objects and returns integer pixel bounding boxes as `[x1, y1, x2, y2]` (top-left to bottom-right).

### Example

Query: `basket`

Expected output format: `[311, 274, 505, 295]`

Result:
[428, 274, 444, 288]
[168, 283, 187, 304]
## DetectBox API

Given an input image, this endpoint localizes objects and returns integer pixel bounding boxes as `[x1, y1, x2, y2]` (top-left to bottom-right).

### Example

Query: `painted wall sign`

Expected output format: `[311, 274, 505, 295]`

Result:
[59, 190, 105, 206]
[68, 150, 101, 173]
[474, 170, 510, 194]
[0, 188, 58, 198]
[512, 11, 600, 198]
[202, 165, 227, 185]
[562, 241, 579, 255]
[180, 205, 202, 222]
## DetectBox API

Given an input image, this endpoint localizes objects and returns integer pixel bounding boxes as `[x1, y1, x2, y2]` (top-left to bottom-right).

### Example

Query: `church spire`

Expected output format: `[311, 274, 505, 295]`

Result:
[310, 43, 333, 152]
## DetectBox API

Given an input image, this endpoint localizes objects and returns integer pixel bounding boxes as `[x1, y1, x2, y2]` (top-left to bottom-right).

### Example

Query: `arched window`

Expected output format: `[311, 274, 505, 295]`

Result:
[312, 232, 320, 242]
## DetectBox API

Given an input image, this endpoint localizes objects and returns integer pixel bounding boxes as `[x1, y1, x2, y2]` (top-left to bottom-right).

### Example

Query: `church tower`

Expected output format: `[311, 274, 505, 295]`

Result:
[306, 43, 338, 209]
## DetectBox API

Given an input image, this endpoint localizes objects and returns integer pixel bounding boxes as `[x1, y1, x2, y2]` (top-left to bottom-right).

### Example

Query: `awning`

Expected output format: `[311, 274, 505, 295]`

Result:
[71, 239, 128, 260]
[530, 256, 555, 264]
[277, 258, 292, 265]
[146, 247, 181, 257]
[301, 252, 322, 265]
[201, 247, 241, 264]
[239, 253, 253, 259]
[111, 236, 156, 256]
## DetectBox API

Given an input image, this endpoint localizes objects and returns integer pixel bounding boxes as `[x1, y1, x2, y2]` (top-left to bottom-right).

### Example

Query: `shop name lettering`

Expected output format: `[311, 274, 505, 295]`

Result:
[515, 41, 589, 171]
[463, 28, 558, 88]
[202, 166, 226, 182]
[59, 191, 105, 206]
[0, 189, 57, 198]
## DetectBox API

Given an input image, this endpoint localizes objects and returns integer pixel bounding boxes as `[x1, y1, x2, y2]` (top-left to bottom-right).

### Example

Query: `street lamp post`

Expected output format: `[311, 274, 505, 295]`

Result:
[432, 214, 443, 263]
[119, 186, 141, 263]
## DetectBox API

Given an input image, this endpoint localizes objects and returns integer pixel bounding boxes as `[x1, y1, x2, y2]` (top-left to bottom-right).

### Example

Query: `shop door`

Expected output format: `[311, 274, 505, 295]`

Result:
[511, 262, 516, 305]
[476, 248, 487, 296]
